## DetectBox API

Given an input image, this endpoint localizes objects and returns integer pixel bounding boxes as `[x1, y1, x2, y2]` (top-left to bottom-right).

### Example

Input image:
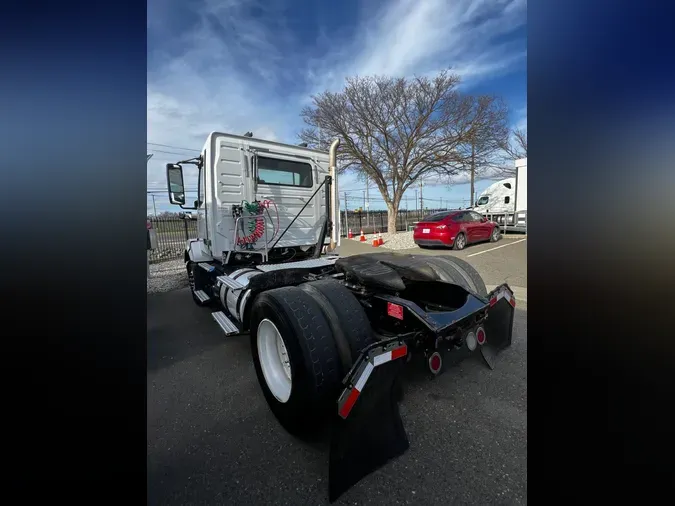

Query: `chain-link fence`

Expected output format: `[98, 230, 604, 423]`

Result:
[148, 217, 198, 264]
[148, 209, 454, 263]
[340, 208, 449, 235]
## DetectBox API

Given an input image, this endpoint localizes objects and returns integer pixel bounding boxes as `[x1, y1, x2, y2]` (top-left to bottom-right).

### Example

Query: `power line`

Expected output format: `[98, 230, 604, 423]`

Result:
[147, 148, 199, 157]
[147, 142, 200, 152]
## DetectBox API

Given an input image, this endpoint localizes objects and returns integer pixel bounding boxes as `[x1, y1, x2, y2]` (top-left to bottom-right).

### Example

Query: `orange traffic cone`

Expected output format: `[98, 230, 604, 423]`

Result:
[359, 229, 366, 242]
[348, 228, 353, 239]
[372, 234, 379, 247]
[378, 233, 384, 246]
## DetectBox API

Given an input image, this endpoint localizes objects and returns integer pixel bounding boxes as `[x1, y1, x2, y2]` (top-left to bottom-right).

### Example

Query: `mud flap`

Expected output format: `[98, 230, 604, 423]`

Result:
[481, 285, 516, 369]
[328, 341, 409, 502]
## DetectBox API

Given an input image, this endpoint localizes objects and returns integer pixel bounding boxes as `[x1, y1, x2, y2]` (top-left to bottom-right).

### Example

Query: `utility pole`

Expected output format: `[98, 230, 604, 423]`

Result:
[365, 175, 370, 228]
[404, 195, 408, 229]
[415, 189, 418, 217]
[419, 181, 424, 214]
[344, 191, 348, 236]
[470, 139, 476, 207]
[151, 194, 157, 217]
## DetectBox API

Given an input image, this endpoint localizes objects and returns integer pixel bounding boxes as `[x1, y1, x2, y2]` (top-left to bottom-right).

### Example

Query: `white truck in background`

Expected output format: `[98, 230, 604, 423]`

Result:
[473, 178, 516, 214]
[473, 157, 527, 233]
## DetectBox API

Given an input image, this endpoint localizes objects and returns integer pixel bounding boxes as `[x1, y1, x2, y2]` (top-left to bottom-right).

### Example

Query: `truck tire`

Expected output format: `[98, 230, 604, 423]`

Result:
[420, 256, 487, 296]
[299, 279, 375, 370]
[250, 286, 342, 436]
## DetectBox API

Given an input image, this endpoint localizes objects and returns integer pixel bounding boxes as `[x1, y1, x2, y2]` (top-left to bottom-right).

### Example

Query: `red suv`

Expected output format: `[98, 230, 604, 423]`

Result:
[413, 210, 501, 250]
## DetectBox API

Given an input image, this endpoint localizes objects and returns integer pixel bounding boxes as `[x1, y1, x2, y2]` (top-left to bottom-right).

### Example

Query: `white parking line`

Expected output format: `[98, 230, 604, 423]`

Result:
[466, 238, 527, 258]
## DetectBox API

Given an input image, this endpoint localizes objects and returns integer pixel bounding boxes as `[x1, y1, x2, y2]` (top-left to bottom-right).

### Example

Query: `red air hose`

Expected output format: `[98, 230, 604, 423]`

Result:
[236, 200, 276, 246]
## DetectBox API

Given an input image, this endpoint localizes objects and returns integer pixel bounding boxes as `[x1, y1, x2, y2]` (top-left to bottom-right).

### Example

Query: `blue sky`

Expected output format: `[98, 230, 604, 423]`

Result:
[147, 0, 527, 215]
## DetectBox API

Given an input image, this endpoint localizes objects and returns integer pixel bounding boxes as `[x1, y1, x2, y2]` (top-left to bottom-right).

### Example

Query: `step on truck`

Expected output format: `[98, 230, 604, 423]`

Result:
[164, 132, 516, 502]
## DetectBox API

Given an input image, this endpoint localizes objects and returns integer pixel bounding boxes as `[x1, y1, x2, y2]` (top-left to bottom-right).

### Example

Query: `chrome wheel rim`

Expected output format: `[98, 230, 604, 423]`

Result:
[257, 319, 292, 403]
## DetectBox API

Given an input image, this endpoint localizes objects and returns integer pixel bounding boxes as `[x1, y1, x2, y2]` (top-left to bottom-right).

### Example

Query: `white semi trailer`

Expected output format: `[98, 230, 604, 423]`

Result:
[164, 131, 516, 501]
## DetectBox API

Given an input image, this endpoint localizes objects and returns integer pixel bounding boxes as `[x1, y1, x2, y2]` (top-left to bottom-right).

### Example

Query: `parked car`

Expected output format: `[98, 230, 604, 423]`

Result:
[413, 210, 501, 250]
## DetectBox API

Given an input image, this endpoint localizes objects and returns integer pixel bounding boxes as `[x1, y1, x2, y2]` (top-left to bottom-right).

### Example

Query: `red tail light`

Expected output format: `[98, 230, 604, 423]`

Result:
[387, 302, 404, 320]
[428, 352, 442, 375]
[476, 327, 486, 345]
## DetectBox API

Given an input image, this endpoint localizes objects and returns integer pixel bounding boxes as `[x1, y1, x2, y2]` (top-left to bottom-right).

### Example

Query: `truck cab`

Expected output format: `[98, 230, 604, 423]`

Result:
[166, 132, 341, 266]
[472, 158, 527, 233]
[472, 177, 516, 215]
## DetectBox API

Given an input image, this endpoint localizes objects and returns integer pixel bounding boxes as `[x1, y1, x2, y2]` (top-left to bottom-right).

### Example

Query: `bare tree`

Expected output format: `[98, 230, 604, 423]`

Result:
[471, 126, 528, 181]
[500, 127, 527, 160]
[299, 70, 509, 233]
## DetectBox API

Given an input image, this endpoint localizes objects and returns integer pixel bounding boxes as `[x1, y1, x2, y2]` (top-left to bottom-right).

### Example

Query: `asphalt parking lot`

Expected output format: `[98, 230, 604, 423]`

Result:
[147, 239, 527, 505]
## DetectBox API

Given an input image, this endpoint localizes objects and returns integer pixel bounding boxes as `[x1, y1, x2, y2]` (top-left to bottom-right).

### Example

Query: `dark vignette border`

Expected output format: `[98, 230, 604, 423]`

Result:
[0, 1, 146, 500]
[529, 0, 675, 501]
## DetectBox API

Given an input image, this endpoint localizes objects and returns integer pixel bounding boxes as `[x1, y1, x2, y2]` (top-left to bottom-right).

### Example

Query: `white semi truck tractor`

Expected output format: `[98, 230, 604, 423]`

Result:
[472, 157, 527, 232]
[164, 131, 516, 501]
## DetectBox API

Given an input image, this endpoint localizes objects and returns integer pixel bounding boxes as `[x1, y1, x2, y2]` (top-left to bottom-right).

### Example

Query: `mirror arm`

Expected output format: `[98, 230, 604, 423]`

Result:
[177, 157, 201, 166]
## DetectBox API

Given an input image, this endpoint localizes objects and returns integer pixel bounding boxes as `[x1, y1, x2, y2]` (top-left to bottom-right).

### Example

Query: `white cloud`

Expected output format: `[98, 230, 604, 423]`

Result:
[306, 0, 526, 93]
[147, 0, 527, 190]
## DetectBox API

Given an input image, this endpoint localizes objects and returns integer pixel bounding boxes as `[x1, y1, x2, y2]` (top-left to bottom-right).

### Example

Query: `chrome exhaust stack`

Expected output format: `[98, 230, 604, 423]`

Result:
[328, 138, 340, 251]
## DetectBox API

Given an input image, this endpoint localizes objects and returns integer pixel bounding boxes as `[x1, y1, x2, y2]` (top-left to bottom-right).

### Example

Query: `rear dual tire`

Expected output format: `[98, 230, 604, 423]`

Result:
[250, 282, 373, 436]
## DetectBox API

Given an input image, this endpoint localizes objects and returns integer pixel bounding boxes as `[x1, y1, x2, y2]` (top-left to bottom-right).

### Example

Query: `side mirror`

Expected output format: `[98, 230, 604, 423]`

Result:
[481, 216, 488, 223]
[166, 164, 186, 205]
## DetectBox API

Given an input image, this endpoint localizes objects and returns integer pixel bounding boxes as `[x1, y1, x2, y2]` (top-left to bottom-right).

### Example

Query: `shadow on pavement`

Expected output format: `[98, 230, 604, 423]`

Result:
[147, 288, 249, 372]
